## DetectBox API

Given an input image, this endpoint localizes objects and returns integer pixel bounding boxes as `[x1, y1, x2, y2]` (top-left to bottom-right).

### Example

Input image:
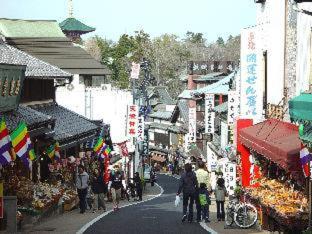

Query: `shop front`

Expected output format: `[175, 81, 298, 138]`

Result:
[238, 118, 308, 232]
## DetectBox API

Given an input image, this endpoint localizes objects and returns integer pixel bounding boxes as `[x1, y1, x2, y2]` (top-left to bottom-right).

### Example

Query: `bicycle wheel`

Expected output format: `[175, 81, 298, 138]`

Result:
[234, 203, 258, 228]
[225, 209, 234, 226]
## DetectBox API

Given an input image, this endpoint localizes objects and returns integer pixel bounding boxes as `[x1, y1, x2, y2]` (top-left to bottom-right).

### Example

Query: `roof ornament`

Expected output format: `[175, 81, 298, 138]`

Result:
[68, 0, 73, 18]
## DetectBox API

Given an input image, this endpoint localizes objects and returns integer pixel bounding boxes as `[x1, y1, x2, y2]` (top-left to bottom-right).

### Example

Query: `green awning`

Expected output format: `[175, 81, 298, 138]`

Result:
[289, 93, 312, 123]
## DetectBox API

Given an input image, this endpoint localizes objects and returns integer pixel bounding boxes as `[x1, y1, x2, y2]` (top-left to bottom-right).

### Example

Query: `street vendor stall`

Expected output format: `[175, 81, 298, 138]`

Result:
[238, 118, 308, 232]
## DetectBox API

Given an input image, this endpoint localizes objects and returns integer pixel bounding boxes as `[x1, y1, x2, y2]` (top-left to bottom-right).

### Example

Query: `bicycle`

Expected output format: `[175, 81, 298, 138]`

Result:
[225, 194, 258, 228]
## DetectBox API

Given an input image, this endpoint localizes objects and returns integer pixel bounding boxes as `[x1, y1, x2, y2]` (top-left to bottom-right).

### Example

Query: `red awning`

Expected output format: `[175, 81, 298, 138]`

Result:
[239, 119, 301, 172]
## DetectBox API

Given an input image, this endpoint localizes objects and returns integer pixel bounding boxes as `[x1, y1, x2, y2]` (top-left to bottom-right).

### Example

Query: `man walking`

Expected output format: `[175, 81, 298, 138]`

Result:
[195, 161, 212, 222]
[108, 165, 126, 211]
[76, 165, 89, 214]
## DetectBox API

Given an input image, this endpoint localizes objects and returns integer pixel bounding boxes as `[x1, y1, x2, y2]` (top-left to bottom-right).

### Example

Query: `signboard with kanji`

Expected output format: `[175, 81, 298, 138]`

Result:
[187, 61, 235, 75]
[207, 145, 217, 172]
[130, 62, 140, 79]
[224, 162, 236, 196]
[137, 116, 144, 142]
[188, 108, 197, 143]
[240, 27, 263, 122]
[205, 94, 215, 134]
[227, 91, 240, 125]
[126, 105, 139, 138]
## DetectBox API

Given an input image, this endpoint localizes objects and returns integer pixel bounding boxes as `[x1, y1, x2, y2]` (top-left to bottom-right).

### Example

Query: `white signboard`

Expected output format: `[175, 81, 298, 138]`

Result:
[126, 105, 139, 138]
[137, 116, 144, 142]
[227, 91, 239, 125]
[130, 62, 140, 79]
[207, 144, 217, 172]
[224, 162, 236, 196]
[205, 94, 215, 134]
[188, 108, 197, 143]
[220, 121, 228, 152]
[240, 27, 263, 121]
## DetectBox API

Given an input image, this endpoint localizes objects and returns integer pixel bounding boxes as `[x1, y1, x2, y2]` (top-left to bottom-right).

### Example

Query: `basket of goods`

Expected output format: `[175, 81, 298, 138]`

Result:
[63, 189, 78, 211]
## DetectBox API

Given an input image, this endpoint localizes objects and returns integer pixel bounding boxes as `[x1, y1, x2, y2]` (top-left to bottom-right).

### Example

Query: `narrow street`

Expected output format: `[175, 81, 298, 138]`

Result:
[84, 174, 210, 234]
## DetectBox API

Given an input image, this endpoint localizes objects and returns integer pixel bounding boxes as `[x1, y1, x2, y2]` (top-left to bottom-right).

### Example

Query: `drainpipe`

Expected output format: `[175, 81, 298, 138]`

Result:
[283, 0, 288, 105]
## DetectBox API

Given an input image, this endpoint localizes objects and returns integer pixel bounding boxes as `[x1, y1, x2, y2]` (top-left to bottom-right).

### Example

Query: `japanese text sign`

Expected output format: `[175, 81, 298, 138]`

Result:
[227, 91, 239, 125]
[207, 145, 217, 172]
[137, 116, 144, 142]
[188, 108, 197, 143]
[240, 27, 263, 121]
[224, 162, 236, 196]
[127, 105, 139, 138]
[205, 94, 215, 134]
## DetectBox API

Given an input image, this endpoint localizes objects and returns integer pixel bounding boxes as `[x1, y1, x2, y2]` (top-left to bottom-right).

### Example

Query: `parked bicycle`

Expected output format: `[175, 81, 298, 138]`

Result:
[225, 194, 258, 228]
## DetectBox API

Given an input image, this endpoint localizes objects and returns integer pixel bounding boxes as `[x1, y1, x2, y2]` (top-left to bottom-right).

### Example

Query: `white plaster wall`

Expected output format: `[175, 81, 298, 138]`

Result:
[257, 0, 286, 105]
[56, 78, 132, 143]
[296, 3, 312, 94]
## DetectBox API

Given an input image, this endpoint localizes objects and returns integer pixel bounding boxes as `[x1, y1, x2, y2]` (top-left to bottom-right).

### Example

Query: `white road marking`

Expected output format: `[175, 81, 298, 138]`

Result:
[200, 222, 219, 234]
[76, 183, 164, 234]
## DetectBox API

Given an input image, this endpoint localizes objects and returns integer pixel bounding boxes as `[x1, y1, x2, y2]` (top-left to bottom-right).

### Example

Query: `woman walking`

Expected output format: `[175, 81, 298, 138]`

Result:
[176, 163, 198, 223]
[215, 173, 227, 221]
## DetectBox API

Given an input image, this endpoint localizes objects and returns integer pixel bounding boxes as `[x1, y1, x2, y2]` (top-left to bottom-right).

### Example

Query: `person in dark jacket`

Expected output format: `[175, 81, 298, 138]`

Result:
[215, 173, 227, 221]
[91, 169, 107, 212]
[176, 163, 198, 223]
[134, 172, 142, 201]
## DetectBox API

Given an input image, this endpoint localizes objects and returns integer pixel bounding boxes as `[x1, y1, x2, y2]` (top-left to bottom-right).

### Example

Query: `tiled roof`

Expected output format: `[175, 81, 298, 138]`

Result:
[5, 37, 111, 76]
[178, 90, 194, 100]
[191, 72, 235, 96]
[0, 42, 72, 79]
[149, 111, 173, 120]
[30, 102, 99, 143]
[59, 18, 95, 33]
[177, 100, 189, 124]
[148, 86, 176, 105]
[2, 105, 53, 132]
[148, 122, 186, 133]
[193, 72, 227, 82]
[0, 18, 65, 38]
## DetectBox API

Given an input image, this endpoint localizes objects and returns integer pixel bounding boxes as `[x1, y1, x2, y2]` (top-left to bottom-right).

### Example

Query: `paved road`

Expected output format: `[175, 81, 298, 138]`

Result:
[85, 174, 209, 234]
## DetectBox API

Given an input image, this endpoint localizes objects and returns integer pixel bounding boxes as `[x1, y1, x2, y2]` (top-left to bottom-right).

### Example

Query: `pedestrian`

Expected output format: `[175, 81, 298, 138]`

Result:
[198, 183, 211, 223]
[176, 163, 198, 223]
[76, 165, 89, 214]
[108, 165, 126, 211]
[91, 168, 107, 212]
[215, 173, 227, 221]
[134, 172, 143, 201]
[195, 161, 212, 222]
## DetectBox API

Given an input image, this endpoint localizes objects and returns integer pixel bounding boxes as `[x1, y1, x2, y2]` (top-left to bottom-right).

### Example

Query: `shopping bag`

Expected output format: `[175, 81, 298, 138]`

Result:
[175, 195, 181, 207]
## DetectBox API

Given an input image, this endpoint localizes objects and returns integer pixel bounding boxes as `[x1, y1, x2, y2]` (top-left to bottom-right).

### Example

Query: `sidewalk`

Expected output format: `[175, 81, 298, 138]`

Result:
[22, 184, 161, 234]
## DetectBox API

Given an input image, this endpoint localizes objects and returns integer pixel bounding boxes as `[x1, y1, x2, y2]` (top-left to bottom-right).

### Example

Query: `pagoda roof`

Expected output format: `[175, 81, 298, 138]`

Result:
[59, 18, 95, 33]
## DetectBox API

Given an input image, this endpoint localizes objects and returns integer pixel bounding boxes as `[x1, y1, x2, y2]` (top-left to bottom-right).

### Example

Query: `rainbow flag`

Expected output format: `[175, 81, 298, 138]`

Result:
[11, 122, 30, 159]
[104, 146, 111, 156]
[93, 138, 104, 155]
[47, 144, 55, 160]
[0, 118, 13, 165]
[54, 142, 60, 160]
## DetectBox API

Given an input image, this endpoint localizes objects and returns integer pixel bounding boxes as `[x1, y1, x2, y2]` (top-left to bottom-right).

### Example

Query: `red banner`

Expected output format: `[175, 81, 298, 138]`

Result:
[236, 119, 260, 188]
[117, 141, 129, 157]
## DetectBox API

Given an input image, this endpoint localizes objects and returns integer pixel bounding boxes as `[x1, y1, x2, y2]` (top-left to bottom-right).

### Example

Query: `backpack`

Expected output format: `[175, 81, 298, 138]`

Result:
[199, 193, 207, 206]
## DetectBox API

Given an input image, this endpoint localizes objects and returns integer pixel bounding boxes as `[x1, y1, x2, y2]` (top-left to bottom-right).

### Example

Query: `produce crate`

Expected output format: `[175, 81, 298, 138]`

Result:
[63, 197, 79, 212]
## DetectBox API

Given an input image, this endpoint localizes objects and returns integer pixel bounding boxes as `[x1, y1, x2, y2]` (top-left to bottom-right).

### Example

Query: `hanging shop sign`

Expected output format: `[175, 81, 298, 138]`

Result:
[220, 121, 228, 152]
[240, 27, 263, 122]
[188, 108, 197, 143]
[117, 141, 129, 157]
[187, 61, 235, 75]
[224, 162, 236, 196]
[0, 64, 26, 112]
[207, 144, 217, 172]
[227, 91, 240, 125]
[205, 94, 215, 134]
[137, 116, 144, 142]
[126, 105, 139, 138]
[130, 62, 140, 79]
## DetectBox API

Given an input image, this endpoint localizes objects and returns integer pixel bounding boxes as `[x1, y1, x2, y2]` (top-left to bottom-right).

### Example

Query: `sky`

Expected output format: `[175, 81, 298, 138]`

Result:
[0, 0, 257, 43]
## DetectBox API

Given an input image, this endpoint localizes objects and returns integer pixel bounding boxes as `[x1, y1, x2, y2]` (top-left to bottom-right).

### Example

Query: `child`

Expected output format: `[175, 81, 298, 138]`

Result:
[198, 183, 211, 223]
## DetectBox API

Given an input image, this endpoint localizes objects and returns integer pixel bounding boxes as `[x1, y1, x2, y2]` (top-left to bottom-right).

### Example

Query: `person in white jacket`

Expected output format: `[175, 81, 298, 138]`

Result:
[108, 165, 126, 211]
[76, 165, 89, 214]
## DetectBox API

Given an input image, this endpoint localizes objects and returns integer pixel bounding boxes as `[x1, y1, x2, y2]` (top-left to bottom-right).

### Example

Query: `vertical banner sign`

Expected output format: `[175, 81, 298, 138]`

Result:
[137, 116, 144, 142]
[188, 108, 197, 143]
[130, 62, 140, 79]
[126, 105, 139, 138]
[227, 91, 240, 125]
[240, 27, 263, 122]
[205, 94, 215, 134]
[207, 144, 217, 172]
[0, 181, 3, 218]
[224, 162, 236, 196]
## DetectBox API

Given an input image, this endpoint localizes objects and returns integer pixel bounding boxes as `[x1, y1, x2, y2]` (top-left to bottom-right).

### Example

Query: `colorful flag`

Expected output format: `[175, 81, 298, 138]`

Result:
[104, 146, 111, 156]
[0, 118, 13, 165]
[54, 142, 60, 160]
[47, 144, 55, 160]
[10, 122, 29, 159]
[93, 138, 104, 155]
[300, 147, 312, 177]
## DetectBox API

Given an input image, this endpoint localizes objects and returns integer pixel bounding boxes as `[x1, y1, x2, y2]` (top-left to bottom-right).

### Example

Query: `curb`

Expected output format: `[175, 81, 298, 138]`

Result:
[76, 183, 164, 234]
